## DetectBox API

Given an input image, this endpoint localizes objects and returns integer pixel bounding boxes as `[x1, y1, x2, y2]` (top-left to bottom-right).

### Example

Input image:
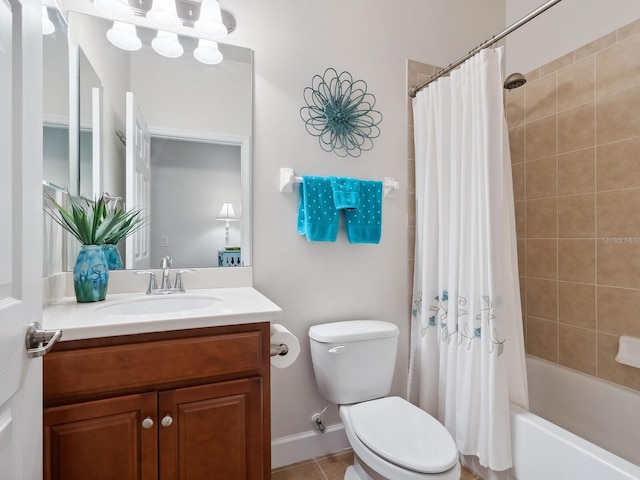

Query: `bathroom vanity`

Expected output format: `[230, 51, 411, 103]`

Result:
[42, 287, 282, 480]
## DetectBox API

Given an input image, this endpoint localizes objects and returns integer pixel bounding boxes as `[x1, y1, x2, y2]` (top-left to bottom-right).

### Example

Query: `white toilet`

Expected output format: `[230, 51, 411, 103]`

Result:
[309, 320, 460, 480]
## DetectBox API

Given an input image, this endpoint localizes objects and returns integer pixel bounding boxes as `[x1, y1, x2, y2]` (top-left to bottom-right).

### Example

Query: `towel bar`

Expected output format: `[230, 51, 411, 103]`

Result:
[279, 168, 400, 198]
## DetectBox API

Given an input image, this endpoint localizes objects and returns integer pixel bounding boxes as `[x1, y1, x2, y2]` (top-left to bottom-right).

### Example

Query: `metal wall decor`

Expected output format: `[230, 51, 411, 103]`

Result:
[300, 68, 382, 158]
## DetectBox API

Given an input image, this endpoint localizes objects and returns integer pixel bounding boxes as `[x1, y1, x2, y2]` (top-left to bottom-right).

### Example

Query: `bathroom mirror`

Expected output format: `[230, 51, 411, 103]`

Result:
[44, 9, 253, 270]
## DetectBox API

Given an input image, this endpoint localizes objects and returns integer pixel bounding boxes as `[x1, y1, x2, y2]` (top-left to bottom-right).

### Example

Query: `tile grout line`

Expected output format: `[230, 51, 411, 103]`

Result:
[314, 458, 330, 480]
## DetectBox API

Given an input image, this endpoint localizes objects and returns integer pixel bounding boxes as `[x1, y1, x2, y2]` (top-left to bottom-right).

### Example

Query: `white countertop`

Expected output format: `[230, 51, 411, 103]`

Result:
[43, 287, 283, 341]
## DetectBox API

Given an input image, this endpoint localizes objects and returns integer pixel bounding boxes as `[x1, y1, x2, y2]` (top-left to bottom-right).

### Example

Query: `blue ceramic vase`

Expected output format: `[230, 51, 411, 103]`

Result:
[102, 244, 123, 270]
[73, 245, 109, 302]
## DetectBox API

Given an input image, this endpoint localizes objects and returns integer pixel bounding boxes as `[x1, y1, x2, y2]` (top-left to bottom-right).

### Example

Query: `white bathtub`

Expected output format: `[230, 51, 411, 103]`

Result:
[463, 357, 640, 480]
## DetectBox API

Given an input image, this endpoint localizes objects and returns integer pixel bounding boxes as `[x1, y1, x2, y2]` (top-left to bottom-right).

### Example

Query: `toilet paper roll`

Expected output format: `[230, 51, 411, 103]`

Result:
[270, 323, 300, 369]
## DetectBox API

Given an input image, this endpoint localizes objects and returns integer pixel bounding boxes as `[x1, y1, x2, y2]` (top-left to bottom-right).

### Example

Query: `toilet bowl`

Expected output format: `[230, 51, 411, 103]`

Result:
[309, 320, 460, 480]
[341, 397, 460, 479]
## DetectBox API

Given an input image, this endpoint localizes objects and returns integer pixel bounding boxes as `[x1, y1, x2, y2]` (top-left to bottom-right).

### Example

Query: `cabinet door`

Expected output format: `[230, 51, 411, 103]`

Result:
[159, 378, 264, 480]
[44, 393, 158, 480]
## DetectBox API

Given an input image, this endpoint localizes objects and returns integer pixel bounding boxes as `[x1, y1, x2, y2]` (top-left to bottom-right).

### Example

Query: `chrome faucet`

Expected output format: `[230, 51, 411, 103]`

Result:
[135, 256, 194, 295]
[160, 256, 173, 290]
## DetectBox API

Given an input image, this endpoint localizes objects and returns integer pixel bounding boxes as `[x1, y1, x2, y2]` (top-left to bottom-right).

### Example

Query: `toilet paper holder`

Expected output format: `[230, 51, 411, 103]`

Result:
[270, 343, 289, 357]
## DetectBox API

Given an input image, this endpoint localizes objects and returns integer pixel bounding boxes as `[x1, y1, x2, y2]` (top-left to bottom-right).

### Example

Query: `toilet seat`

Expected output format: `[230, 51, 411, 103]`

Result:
[348, 397, 458, 474]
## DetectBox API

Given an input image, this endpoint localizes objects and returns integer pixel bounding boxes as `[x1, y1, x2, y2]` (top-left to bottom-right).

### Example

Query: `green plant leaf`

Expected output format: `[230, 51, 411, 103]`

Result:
[44, 191, 148, 246]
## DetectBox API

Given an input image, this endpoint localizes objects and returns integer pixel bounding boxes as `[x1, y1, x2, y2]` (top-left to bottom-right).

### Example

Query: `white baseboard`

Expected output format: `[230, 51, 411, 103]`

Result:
[271, 423, 350, 469]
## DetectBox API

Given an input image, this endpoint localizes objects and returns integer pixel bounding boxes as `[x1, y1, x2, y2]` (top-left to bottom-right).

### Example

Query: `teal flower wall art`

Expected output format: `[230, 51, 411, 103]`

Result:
[300, 68, 383, 158]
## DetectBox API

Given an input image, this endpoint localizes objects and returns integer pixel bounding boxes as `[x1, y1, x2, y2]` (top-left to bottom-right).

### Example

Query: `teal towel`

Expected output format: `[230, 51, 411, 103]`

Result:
[297, 176, 339, 242]
[344, 180, 383, 244]
[329, 176, 360, 210]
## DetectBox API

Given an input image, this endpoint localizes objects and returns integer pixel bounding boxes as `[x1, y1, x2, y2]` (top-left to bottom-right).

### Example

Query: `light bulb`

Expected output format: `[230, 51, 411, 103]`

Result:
[146, 0, 182, 30]
[42, 6, 55, 35]
[151, 30, 183, 58]
[194, 39, 223, 65]
[194, 0, 227, 40]
[106, 21, 141, 51]
[93, 0, 134, 21]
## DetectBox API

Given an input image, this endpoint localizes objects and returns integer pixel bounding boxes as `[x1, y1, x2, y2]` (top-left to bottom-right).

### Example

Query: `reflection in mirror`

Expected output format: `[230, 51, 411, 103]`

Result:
[42, 6, 69, 191]
[150, 137, 241, 268]
[43, 10, 253, 272]
[78, 49, 102, 198]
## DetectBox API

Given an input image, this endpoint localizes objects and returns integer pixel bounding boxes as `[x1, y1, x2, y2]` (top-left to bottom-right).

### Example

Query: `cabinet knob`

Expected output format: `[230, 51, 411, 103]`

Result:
[161, 415, 173, 427]
[141, 417, 154, 429]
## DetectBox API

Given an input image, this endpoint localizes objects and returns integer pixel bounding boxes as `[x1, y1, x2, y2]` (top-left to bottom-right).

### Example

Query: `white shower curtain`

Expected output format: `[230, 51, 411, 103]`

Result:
[409, 47, 528, 471]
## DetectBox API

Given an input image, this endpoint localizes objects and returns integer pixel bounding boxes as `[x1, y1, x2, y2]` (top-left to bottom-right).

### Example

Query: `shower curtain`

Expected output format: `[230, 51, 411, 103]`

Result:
[408, 47, 528, 471]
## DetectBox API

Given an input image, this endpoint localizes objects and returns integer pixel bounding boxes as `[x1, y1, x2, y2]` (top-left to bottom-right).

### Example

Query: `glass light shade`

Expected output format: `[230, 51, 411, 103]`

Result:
[106, 22, 142, 51]
[151, 30, 184, 58]
[93, 0, 134, 21]
[194, 0, 227, 40]
[194, 39, 223, 65]
[146, 0, 182, 30]
[217, 203, 238, 221]
[42, 6, 55, 35]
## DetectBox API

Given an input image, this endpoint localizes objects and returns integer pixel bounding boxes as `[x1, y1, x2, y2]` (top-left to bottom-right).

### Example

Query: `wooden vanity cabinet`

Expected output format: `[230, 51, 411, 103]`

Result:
[43, 322, 271, 480]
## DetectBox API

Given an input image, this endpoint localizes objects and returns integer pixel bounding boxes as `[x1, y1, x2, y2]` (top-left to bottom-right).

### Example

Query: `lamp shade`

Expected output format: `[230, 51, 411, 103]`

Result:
[146, 0, 182, 30]
[151, 30, 184, 58]
[42, 6, 55, 35]
[107, 21, 142, 51]
[217, 203, 239, 221]
[194, 39, 223, 65]
[194, 0, 227, 40]
[93, 0, 134, 21]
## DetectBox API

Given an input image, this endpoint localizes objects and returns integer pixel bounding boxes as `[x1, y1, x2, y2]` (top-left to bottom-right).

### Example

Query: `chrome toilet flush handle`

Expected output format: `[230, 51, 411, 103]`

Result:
[328, 345, 345, 355]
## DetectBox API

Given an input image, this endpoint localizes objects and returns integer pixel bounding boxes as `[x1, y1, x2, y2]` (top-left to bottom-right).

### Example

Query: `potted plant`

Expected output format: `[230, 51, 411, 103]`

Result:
[45, 192, 146, 303]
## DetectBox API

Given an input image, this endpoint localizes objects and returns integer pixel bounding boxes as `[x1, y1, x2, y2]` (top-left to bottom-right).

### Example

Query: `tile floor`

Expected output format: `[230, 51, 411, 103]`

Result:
[271, 449, 481, 480]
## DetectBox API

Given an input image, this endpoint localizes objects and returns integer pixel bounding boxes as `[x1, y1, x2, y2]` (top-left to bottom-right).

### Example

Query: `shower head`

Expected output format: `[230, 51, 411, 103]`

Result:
[504, 72, 527, 90]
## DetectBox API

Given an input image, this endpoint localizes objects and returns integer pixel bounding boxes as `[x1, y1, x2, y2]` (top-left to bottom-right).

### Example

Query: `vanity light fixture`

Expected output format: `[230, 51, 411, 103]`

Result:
[96, 0, 233, 63]
[193, 39, 223, 65]
[93, 0, 134, 21]
[146, 0, 182, 30]
[217, 202, 239, 247]
[106, 21, 142, 51]
[42, 6, 55, 35]
[151, 30, 184, 58]
[194, 0, 226, 40]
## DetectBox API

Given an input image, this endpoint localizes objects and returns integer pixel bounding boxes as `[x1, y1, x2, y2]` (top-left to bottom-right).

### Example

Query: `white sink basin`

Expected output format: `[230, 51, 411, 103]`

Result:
[95, 294, 223, 316]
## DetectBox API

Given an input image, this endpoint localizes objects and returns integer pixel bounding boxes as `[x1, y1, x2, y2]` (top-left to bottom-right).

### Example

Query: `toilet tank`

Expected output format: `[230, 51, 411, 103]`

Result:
[309, 320, 400, 405]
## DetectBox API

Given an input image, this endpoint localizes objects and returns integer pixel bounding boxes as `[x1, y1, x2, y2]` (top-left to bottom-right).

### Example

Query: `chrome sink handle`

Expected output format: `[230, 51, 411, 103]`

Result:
[174, 269, 195, 293]
[135, 271, 158, 295]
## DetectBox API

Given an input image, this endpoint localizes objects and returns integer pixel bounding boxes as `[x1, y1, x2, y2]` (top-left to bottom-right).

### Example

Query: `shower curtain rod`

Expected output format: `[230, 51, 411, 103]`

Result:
[408, 0, 563, 97]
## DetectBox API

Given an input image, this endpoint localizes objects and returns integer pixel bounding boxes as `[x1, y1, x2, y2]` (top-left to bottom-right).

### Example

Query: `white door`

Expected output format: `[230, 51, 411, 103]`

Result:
[125, 91, 151, 269]
[0, 0, 48, 478]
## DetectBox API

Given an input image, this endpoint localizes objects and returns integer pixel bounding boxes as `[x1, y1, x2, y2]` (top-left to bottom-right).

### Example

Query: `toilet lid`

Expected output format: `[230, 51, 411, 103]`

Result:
[349, 397, 458, 474]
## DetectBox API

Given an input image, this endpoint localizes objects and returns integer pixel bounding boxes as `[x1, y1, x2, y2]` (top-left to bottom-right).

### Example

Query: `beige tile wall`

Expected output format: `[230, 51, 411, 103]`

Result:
[407, 18, 640, 393]
[508, 19, 640, 392]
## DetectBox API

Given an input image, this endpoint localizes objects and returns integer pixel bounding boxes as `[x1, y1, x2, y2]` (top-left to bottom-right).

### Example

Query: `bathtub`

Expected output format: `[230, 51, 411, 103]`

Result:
[463, 357, 640, 480]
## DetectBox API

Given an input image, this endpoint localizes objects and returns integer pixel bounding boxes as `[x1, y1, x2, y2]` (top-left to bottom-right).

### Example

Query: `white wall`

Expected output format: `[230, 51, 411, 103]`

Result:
[216, 0, 506, 463]
[506, 0, 640, 74]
